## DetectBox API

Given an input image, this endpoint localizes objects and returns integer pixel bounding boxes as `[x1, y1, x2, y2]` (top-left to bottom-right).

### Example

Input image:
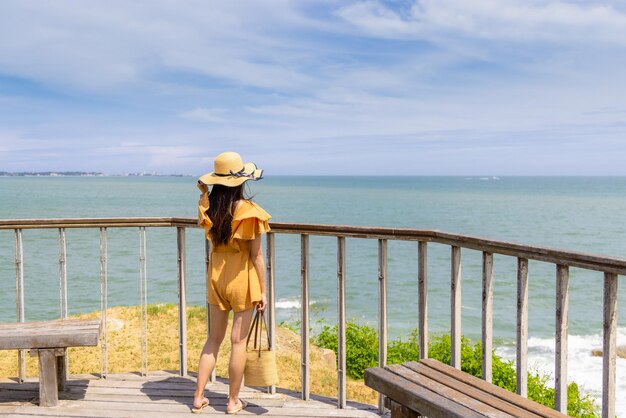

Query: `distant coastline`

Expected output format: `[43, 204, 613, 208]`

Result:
[0, 171, 189, 177]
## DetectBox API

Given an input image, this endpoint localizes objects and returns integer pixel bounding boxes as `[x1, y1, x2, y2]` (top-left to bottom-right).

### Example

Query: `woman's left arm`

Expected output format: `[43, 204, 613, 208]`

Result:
[249, 235, 267, 311]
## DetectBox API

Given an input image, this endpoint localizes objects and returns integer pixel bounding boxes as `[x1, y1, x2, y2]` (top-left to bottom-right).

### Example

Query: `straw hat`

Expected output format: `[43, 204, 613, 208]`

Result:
[198, 152, 263, 187]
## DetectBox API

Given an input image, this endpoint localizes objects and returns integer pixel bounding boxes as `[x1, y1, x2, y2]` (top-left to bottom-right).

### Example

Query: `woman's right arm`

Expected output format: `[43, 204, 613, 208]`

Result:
[249, 235, 267, 311]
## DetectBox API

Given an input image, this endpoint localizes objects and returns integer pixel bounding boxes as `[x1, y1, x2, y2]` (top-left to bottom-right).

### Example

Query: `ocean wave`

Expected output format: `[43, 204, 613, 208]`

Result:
[496, 327, 626, 416]
[275, 299, 316, 309]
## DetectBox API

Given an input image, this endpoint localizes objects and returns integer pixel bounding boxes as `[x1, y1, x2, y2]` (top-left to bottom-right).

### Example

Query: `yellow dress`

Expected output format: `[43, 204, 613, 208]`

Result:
[198, 193, 271, 312]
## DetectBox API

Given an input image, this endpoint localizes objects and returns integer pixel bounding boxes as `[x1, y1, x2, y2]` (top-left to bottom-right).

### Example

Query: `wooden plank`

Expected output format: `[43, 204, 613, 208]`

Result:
[10, 399, 378, 417]
[554, 265, 569, 413]
[265, 222, 626, 275]
[602, 273, 618, 418]
[176, 227, 186, 377]
[377, 238, 388, 414]
[419, 359, 569, 418]
[389, 398, 420, 418]
[0, 372, 379, 417]
[0, 332, 100, 349]
[402, 362, 544, 418]
[37, 349, 58, 407]
[482, 252, 494, 383]
[4, 218, 626, 275]
[418, 241, 428, 360]
[451, 245, 462, 369]
[337, 236, 347, 409]
[56, 351, 67, 392]
[266, 232, 275, 393]
[301, 234, 310, 401]
[516, 258, 528, 398]
[0, 318, 101, 329]
[387, 364, 513, 418]
[364, 367, 485, 418]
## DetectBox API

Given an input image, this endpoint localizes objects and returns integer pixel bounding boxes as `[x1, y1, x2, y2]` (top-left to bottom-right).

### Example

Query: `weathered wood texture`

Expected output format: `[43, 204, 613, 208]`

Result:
[0, 319, 101, 350]
[1, 319, 101, 407]
[602, 273, 618, 418]
[365, 359, 571, 418]
[3, 218, 626, 275]
[450, 245, 461, 369]
[516, 258, 529, 398]
[555, 265, 569, 413]
[418, 241, 428, 360]
[300, 233, 310, 401]
[482, 252, 494, 384]
[0, 371, 378, 417]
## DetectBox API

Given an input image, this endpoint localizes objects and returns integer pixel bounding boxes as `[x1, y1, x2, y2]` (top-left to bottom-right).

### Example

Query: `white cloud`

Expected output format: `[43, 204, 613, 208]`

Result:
[180, 108, 228, 123]
[0, 0, 317, 91]
[337, 0, 626, 44]
[1, 1, 626, 174]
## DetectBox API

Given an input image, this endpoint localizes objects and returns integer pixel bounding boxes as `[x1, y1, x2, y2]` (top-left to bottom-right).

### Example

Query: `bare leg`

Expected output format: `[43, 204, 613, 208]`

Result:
[226, 307, 254, 413]
[194, 305, 229, 409]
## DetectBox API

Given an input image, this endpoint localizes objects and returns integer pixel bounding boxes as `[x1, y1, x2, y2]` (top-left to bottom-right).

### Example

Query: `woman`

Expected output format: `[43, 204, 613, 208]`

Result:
[192, 152, 270, 415]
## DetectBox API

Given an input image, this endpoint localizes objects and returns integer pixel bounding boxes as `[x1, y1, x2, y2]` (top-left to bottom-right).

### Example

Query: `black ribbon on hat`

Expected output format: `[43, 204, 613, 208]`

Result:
[214, 167, 261, 179]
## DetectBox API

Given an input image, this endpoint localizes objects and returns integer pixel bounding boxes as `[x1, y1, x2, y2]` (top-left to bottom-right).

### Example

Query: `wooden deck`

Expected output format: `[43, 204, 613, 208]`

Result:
[0, 371, 380, 417]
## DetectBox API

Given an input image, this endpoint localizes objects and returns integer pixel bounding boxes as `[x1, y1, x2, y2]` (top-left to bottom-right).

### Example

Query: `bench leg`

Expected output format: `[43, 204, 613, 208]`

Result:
[37, 349, 58, 407]
[389, 399, 421, 418]
[56, 349, 67, 392]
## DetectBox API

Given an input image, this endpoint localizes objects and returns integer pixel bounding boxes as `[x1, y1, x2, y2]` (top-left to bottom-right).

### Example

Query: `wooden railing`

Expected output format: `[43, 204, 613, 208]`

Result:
[1, 218, 623, 417]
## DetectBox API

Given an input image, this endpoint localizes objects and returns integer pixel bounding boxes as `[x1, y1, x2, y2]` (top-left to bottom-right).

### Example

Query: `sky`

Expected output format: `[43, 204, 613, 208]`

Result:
[1, 0, 626, 175]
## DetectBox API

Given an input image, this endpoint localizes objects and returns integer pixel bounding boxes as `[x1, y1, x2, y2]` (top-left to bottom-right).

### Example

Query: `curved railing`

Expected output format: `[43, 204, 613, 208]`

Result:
[0, 218, 622, 418]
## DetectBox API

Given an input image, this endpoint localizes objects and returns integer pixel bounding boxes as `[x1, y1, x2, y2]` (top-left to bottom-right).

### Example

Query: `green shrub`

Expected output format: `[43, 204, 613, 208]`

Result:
[315, 322, 599, 417]
[315, 322, 378, 379]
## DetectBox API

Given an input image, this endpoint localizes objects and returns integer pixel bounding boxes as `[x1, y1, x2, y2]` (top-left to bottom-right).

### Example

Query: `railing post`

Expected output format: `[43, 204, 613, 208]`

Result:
[266, 232, 276, 394]
[418, 241, 428, 360]
[337, 236, 347, 409]
[176, 227, 187, 377]
[58, 228, 68, 319]
[451, 246, 461, 369]
[99, 227, 109, 379]
[516, 258, 529, 397]
[602, 272, 618, 418]
[482, 252, 493, 383]
[204, 237, 216, 383]
[138, 227, 149, 376]
[14, 229, 25, 383]
[555, 264, 569, 413]
[378, 239, 388, 414]
[58, 228, 69, 378]
[300, 234, 310, 401]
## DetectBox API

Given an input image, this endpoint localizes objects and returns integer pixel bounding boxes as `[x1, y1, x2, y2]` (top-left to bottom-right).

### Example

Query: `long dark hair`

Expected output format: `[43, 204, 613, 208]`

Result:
[207, 184, 244, 245]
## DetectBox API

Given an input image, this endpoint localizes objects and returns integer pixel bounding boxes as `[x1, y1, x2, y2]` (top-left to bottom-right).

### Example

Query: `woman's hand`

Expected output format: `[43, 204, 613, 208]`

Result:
[257, 293, 267, 311]
[197, 180, 208, 194]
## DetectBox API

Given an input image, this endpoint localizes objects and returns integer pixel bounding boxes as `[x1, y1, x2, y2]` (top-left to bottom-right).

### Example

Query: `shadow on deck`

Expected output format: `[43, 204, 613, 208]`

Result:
[0, 371, 380, 417]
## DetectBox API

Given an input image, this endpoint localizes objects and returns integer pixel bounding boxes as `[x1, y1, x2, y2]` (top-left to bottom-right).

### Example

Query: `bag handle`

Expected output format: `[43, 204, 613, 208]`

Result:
[246, 310, 272, 356]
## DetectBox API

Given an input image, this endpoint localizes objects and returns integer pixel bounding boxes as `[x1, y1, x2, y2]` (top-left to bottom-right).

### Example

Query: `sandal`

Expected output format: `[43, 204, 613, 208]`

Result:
[226, 399, 248, 415]
[191, 397, 209, 414]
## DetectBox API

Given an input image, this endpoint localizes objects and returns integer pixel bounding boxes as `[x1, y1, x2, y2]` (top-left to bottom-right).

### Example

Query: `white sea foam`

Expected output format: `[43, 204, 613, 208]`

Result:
[275, 299, 316, 309]
[496, 327, 626, 416]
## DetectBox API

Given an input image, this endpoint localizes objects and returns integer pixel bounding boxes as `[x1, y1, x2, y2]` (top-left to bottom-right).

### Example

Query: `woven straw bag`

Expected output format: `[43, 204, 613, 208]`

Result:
[244, 310, 278, 386]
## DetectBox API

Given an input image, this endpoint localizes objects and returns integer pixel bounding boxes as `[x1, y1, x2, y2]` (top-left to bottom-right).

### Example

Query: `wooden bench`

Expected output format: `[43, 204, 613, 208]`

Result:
[0, 319, 101, 407]
[365, 359, 570, 418]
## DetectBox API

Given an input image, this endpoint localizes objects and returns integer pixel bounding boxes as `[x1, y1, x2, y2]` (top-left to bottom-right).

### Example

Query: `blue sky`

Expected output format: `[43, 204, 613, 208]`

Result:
[1, 0, 626, 175]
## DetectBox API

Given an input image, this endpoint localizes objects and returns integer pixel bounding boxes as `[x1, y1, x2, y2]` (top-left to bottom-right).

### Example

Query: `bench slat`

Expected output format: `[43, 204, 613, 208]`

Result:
[401, 362, 544, 418]
[0, 320, 101, 331]
[0, 320, 101, 350]
[388, 364, 515, 418]
[419, 359, 569, 418]
[364, 367, 487, 418]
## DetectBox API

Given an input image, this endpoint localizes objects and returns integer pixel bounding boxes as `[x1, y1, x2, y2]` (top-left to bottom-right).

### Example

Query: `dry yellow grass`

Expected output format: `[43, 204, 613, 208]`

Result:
[0, 304, 377, 405]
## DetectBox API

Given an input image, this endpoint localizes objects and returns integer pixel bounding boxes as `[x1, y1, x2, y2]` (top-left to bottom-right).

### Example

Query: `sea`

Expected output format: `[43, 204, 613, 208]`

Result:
[1, 175, 625, 414]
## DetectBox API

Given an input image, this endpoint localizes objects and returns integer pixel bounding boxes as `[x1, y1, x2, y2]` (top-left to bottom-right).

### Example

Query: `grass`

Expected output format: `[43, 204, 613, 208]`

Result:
[0, 304, 378, 405]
